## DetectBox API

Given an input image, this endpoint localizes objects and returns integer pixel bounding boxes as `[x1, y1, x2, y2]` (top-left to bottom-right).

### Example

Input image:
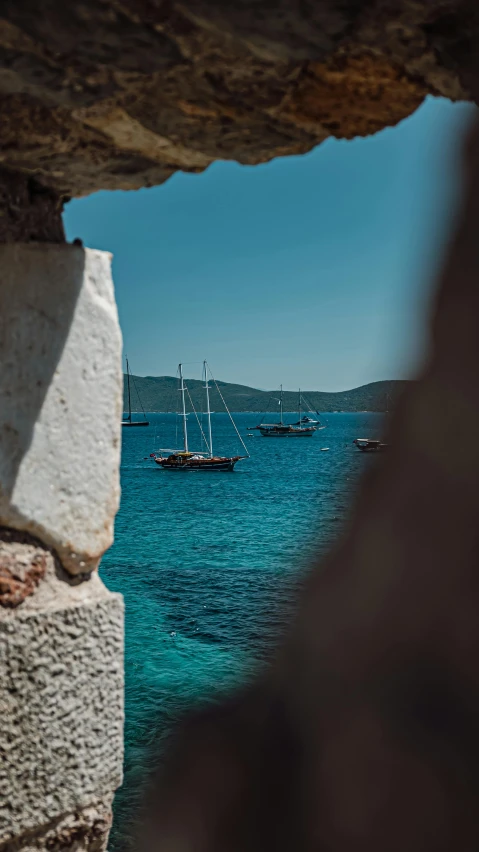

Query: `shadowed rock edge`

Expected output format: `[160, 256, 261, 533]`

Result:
[0, 0, 477, 214]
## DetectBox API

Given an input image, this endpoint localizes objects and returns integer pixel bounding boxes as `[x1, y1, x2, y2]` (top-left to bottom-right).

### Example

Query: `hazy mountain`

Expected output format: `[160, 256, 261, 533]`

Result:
[123, 376, 409, 414]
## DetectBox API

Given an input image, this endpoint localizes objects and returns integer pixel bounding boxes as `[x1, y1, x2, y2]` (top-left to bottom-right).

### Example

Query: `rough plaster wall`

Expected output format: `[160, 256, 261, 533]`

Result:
[0, 550, 124, 844]
[0, 796, 114, 852]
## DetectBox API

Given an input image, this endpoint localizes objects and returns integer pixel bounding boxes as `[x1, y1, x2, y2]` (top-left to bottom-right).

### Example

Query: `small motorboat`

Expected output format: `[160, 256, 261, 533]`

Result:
[353, 438, 388, 452]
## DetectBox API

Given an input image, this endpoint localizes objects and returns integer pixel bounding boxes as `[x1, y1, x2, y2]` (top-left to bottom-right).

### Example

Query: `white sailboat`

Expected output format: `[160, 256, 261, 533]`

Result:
[253, 386, 326, 437]
[153, 362, 249, 470]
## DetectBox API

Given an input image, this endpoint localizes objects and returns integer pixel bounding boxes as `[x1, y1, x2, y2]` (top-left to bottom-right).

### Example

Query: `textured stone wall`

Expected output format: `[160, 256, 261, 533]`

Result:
[0, 1, 478, 204]
[0, 247, 124, 851]
[1, 796, 114, 852]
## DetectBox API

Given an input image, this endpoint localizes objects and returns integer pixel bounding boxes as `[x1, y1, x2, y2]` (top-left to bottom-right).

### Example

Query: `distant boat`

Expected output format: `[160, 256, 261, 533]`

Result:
[252, 387, 326, 437]
[122, 358, 149, 427]
[295, 415, 319, 425]
[353, 438, 388, 452]
[153, 362, 249, 471]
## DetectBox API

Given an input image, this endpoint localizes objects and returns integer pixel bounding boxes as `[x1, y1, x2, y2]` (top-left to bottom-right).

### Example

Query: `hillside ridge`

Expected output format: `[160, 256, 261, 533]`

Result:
[124, 376, 409, 413]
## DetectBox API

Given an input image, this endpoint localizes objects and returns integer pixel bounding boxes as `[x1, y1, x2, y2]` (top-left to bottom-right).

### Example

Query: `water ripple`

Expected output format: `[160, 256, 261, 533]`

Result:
[102, 412, 383, 848]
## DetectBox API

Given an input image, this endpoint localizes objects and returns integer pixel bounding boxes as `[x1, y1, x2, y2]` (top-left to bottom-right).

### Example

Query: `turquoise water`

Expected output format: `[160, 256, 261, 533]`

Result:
[101, 412, 383, 848]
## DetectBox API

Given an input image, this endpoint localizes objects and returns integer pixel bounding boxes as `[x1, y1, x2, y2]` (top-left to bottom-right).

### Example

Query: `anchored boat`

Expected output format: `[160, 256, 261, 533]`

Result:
[122, 358, 149, 427]
[353, 438, 388, 452]
[252, 387, 326, 437]
[153, 362, 249, 471]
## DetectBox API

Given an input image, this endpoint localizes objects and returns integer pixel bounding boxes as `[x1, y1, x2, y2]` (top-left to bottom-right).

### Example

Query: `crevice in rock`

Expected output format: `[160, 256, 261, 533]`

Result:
[0, 167, 65, 243]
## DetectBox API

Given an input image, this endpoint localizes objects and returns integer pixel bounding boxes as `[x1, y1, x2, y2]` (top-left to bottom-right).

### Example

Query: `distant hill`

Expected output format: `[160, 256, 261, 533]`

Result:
[123, 376, 409, 413]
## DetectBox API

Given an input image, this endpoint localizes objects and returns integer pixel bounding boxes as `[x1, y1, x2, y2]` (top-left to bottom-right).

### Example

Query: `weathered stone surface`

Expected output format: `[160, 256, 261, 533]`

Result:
[0, 1, 477, 200]
[0, 167, 64, 244]
[0, 530, 48, 608]
[0, 578, 124, 845]
[0, 796, 113, 852]
[0, 244, 122, 575]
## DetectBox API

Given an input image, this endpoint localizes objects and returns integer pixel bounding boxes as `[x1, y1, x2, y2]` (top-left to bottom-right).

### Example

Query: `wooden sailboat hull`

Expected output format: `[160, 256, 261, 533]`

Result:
[152, 362, 249, 471]
[155, 455, 242, 471]
[259, 428, 317, 437]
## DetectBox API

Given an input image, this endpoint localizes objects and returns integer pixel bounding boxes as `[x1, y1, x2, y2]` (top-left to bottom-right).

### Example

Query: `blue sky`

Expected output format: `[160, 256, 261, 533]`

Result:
[64, 97, 474, 391]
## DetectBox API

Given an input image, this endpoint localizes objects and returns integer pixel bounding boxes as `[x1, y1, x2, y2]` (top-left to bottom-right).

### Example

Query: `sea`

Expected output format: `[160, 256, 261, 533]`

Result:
[101, 411, 384, 849]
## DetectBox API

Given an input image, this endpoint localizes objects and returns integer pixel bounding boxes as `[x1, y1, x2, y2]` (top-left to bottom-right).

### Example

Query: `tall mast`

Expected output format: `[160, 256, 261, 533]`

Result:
[179, 363, 188, 452]
[126, 357, 131, 422]
[280, 384, 283, 425]
[298, 388, 301, 424]
[204, 361, 213, 458]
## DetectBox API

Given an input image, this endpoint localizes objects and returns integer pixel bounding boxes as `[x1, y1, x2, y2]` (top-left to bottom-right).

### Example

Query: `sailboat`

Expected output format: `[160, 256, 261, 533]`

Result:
[153, 362, 249, 470]
[253, 387, 326, 437]
[122, 358, 149, 427]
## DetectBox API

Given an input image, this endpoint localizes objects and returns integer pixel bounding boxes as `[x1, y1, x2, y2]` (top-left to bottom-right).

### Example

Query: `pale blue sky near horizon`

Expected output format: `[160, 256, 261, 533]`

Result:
[64, 96, 475, 392]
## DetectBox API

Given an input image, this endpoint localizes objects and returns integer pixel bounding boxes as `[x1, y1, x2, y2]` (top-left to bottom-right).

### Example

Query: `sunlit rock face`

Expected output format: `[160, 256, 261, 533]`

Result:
[0, 0, 476, 199]
[0, 245, 122, 573]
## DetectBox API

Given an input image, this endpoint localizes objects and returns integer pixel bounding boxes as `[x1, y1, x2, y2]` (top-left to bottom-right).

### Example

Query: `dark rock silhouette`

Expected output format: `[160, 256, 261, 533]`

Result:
[139, 113, 479, 852]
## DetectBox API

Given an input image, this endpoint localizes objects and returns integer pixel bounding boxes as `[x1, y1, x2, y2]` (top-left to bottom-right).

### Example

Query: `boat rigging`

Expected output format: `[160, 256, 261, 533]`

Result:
[153, 362, 249, 471]
[122, 357, 149, 427]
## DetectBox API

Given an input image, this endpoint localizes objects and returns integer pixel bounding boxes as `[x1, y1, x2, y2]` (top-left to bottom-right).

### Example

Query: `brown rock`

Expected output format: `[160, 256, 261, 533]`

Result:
[0, 0, 477, 205]
[0, 167, 64, 243]
[0, 528, 49, 607]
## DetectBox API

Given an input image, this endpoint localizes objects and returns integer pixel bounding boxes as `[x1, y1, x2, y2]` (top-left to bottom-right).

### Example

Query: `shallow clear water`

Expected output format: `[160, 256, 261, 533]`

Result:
[102, 412, 384, 848]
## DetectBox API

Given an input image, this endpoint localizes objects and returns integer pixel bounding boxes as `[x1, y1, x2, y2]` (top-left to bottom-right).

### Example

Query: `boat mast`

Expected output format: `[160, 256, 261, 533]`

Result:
[279, 384, 283, 425]
[179, 363, 189, 452]
[126, 357, 131, 422]
[204, 360, 213, 458]
[298, 388, 301, 424]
